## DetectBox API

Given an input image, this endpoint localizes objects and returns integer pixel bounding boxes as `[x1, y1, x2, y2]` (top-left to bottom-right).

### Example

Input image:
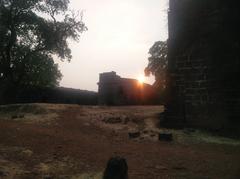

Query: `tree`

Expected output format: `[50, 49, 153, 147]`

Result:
[0, 0, 87, 89]
[145, 41, 167, 89]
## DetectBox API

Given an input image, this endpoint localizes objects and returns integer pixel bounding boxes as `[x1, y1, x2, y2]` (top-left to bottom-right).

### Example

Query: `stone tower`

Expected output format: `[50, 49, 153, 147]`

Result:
[165, 0, 240, 135]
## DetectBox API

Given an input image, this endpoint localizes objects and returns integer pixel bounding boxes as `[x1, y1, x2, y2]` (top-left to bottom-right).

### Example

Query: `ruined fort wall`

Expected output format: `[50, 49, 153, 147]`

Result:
[165, 0, 240, 135]
[98, 72, 158, 105]
[98, 72, 122, 105]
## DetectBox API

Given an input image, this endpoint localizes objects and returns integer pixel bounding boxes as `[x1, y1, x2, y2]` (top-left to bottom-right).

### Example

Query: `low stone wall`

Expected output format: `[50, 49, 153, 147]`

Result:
[0, 87, 98, 105]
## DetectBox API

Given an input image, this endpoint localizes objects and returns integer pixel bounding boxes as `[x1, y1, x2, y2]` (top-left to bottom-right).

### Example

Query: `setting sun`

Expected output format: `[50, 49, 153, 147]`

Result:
[137, 75, 145, 84]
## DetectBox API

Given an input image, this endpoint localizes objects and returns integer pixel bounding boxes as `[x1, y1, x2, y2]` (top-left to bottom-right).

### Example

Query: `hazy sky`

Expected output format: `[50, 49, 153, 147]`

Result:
[58, 0, 169, 91]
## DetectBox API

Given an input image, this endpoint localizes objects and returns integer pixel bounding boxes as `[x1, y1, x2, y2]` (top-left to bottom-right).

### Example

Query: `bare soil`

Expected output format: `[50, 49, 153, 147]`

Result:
[0, 104, 239, 179]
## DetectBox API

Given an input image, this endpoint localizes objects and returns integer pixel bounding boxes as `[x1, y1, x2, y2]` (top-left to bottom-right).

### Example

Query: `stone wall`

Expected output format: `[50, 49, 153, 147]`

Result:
[0, 87, 98, 105]
[98, 72, 158, 105]
[165, 0, 240, 135]
[98, 72, 123, 105]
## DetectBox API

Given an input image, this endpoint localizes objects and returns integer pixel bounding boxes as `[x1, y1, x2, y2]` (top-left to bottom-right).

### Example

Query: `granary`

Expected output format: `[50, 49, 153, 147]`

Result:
[98, 71, 157, 105]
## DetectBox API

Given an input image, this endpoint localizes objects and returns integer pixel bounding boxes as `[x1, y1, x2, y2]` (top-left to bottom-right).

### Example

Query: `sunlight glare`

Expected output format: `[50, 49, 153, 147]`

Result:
[137, 75, 145, 84]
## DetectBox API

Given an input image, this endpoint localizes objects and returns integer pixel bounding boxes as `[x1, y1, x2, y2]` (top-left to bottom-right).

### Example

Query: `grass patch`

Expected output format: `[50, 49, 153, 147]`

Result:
[0, 104, 59, 123]
[0, 104, 47, 115]
[172, 129, 240, 146]
[191, 130, 240, 146]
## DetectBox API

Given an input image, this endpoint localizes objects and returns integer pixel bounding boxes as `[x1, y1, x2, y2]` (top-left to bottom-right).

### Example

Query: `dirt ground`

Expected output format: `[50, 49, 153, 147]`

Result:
[0, 104, 240, 179]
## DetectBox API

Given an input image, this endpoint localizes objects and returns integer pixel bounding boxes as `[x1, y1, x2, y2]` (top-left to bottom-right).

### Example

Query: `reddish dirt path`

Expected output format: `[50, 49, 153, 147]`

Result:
[0, 104, 240, 179]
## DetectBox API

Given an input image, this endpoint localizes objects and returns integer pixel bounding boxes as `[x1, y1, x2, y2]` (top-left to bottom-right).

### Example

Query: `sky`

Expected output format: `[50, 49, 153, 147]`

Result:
[58, 0, 169, 91]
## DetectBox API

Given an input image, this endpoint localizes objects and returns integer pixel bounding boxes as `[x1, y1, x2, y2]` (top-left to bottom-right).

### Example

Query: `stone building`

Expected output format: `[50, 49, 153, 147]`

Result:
[165, 0, 240, 135]
[98, 72, 157, 105]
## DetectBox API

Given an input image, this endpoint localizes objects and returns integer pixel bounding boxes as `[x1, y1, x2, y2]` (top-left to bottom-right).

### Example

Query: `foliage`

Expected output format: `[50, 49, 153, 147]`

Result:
[145, 41, 167, 89]
[0, 0, 87, 88]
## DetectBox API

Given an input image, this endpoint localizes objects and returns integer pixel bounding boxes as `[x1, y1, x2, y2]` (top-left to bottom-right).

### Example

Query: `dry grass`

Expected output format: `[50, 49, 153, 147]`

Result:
[0, 103, 70, 124]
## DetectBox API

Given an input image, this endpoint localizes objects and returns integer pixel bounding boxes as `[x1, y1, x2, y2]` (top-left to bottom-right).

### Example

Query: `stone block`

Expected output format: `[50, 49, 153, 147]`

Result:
[158, 132, 173, 141]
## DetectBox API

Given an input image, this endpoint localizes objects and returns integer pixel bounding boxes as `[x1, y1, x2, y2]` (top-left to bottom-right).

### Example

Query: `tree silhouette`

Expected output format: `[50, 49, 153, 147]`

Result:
[145, 41, 167, 89]
[0, 0, 87, 89]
